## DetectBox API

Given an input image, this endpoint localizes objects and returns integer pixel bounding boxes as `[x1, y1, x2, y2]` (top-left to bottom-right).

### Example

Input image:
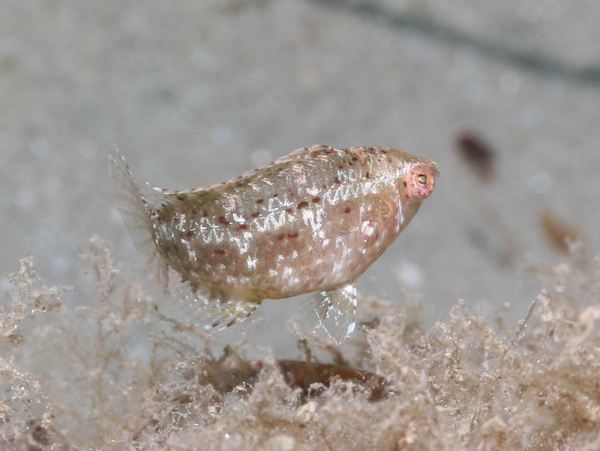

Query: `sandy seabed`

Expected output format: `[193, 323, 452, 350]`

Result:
[1, 236, 599, 450]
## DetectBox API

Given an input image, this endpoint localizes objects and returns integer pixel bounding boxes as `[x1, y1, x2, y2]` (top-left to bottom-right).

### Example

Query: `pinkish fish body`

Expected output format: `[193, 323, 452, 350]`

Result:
[110, 145, 438, 341]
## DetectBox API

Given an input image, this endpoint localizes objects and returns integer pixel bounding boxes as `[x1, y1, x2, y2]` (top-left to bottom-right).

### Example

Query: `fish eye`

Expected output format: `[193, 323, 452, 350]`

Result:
[417, 174, 428, 186]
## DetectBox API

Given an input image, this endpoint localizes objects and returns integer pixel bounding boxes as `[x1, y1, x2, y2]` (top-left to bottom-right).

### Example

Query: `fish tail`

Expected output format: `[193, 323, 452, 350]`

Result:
[109, 150, 153, 242]
[109, 150, 169, 288]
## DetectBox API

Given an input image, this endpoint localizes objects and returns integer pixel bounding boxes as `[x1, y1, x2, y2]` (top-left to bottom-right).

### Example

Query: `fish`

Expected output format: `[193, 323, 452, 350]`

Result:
[109, 145, 438, 343]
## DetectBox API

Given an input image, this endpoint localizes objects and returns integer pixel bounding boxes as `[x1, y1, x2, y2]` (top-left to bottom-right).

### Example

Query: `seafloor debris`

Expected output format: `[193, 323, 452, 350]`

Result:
[274, 359, 388, 402]
[186, 346, 388, 402]
[2, 238, 600, 450]
[455, 130, 496, 182]
[455, 130, 517, 265]
[540, 209, 581, 254]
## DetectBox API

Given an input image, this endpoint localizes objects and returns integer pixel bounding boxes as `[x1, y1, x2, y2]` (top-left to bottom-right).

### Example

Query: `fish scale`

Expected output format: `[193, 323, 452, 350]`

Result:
[110, 145, 438, 342]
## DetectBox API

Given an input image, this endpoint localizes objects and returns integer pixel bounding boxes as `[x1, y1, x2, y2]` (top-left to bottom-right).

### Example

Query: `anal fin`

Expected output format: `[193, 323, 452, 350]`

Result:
[171, 280, 260, 332]
[204, 299, 258, 331]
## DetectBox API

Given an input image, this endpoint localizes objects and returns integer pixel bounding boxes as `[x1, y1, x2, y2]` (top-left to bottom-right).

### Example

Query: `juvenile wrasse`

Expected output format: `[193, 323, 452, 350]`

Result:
[110, 145, 438, 342]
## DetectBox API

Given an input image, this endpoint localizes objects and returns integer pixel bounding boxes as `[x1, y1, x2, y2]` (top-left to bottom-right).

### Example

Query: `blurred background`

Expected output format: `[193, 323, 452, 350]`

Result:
[1, 0, 599, 354]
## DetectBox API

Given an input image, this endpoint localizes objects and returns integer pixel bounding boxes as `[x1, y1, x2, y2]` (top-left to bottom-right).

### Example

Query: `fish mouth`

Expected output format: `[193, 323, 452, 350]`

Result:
[429, 161, 440, 178]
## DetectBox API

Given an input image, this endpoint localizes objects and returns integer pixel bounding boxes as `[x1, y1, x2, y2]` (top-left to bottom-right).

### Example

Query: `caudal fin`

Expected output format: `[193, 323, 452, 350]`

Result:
[109, 150, 170, 288]
[109, 150, 154, 248]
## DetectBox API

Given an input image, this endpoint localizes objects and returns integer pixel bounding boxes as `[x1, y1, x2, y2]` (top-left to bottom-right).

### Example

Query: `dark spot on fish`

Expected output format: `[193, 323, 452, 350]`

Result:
[226, 319, 236, 328]
[334, 176, 342, 184]
[338, 165, 344, 170]
[344, 207, 352, 214]
[310, 150, 321, 158]
[297, 201, 309, 209]
[352, 156, 358, 162]
[177, 195, 185, 201]
[403, 181, 407, 188]
[238, 224, 249, 230]
[211, 320, 221, 328]
[256, 198, 264, 204]
[381, 149, 387, 154]
[202, 210, 209, 217]
[312, 197, 321, 203]
[214, 249, 226, 256]
[288, 232, 300, 239]
[218, 216, 229, 225]
[183, 230, 194, 238]
[251, 212, 260, 218]
[273, 193, 279, 198]
[285, 208, 294, 214]
[321, 184, 327, 189]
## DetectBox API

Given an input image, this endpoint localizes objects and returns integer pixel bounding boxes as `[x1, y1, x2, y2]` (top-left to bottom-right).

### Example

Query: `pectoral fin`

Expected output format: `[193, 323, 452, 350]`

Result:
[312, 284, 358, 344]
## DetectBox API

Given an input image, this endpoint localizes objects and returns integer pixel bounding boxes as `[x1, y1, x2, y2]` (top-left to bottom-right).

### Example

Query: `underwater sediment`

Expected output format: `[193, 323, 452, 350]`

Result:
[1, 237, 599, 450]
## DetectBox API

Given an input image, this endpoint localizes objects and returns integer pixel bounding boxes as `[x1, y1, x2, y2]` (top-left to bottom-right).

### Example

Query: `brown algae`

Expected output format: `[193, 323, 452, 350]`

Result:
[2, 238, 600, 449]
